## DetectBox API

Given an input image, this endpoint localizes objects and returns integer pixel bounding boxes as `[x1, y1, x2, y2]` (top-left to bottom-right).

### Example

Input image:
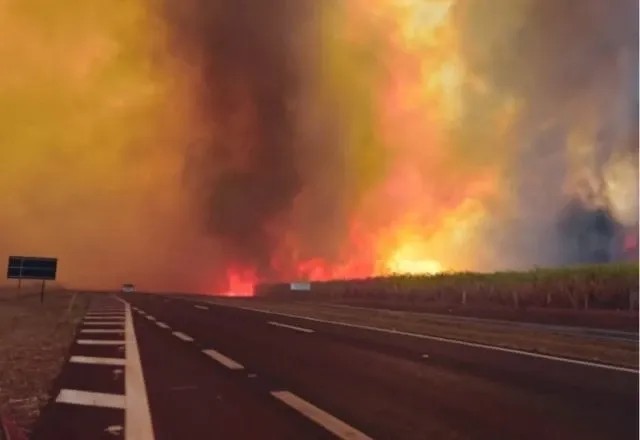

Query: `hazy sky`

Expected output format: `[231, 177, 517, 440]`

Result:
[1, 0, 637, 293]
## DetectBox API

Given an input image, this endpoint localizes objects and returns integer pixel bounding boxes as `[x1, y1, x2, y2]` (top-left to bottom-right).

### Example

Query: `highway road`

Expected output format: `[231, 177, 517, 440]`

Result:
[32, 293, 638, 440]
[300, 302, 640, 343]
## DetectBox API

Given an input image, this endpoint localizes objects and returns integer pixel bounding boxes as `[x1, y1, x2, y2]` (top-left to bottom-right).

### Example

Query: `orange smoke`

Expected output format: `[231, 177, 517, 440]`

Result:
[1, 0, 636, 295]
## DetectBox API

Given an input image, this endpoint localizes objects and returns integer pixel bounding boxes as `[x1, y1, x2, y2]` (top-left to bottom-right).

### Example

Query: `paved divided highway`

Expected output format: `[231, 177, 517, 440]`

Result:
[32, 293, 638, 439]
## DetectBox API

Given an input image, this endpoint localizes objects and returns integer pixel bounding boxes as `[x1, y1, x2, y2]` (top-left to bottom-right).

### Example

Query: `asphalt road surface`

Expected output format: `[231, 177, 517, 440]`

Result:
[304, 302, 640, 343]
[32, 293, 638, 440]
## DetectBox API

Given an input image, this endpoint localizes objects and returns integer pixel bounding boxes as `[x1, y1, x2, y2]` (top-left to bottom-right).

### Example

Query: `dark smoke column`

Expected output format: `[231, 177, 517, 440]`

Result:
[164, 0, 315, 283]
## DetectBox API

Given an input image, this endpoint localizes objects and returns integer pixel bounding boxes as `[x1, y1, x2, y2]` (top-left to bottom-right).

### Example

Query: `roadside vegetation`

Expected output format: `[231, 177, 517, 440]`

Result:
[0, 288, 88, 436]
[256, 263, 639, 311]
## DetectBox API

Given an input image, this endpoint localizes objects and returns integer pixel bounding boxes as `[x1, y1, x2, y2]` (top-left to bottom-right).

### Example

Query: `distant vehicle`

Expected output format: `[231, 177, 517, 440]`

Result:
[121, 283, 135, 293]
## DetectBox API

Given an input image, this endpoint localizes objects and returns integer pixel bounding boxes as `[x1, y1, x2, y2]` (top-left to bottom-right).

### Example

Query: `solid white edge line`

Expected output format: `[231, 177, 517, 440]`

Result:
[172, 331, 194, 342]
[194, 305, 208, 310]
[271, 391, 371, 440]
[77, 339, 124, 345]
[208, 303, 639, 374]
[268, 321, 314, 334]
[118, 298, 156, 440]
[56, 389, 125, 409]
[69, 356, 125, 366]
[202, 349, 244, 370]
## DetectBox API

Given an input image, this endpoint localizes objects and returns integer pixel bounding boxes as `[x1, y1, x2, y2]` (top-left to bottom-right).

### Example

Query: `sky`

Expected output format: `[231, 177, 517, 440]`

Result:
[0, 0, 638, 293]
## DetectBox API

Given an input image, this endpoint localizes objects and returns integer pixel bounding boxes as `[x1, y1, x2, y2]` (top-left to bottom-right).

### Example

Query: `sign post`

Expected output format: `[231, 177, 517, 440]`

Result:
[7, 256, 58, 303]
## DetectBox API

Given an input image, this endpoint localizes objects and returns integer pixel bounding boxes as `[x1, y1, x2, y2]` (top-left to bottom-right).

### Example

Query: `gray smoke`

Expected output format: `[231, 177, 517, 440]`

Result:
[163, 0, 318, 280]
[458, 0, 638, 269]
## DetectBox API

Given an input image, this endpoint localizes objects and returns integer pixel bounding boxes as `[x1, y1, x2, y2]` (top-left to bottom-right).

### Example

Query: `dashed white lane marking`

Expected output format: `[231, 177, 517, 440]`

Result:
[215, 304, 638, 374]
[422, 354, 430, 359]
[80, 329, 125, 334]
[146, 315, 156, 321]
[117, 298, 156, 440]
[56, 389, 125, 410]
[271, 391, 372, 440]
[77, 339, 124, 345]
[173, 331, 194, 342]
[194, 305, 208, 310]
[156, 322, 170, 329]
[268, 321, 314, 334]
[202, 349, 244, 370]
[70, 356, 125, 366]
[83, 322, 125, 326]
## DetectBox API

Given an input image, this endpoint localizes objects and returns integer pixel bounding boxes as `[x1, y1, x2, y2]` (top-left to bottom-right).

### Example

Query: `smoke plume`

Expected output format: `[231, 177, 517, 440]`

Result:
[0, 0, 637, 293]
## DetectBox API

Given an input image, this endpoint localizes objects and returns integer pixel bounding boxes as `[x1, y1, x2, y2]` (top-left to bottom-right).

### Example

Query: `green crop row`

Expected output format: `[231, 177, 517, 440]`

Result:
[256, 263, 640, 310]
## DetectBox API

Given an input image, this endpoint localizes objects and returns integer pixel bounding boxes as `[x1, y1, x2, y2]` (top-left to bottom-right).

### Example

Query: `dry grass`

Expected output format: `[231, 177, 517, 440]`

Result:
[0, 289, 89, 436]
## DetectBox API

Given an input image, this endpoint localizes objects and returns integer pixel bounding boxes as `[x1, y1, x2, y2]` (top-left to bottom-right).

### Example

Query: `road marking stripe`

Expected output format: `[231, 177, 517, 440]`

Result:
[84, 316, 124, 321]
[156, 322, 170, 329]
[83, 322, 125, 326]
[70, 356, 125, 366]
[173, 331, 194, 342]
[118, 298, 156, 440]
[86, 312, 123, 315]
[77, 339, 124, 345]
[80, 329, 124, 334]
[202, 349, 244, 370]
[271, 391, 371, 440]
[268, 321, 314, 334]
[146, 316, 156, 321]
[85, 314, 124, 318]
[214, 304, 638, 374]
[56, 389, 125, 409]
[194, 305, 208, 310]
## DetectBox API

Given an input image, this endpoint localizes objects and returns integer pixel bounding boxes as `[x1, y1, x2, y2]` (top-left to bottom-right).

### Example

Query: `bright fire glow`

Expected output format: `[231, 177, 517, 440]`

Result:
[1, 0, 635, 295]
